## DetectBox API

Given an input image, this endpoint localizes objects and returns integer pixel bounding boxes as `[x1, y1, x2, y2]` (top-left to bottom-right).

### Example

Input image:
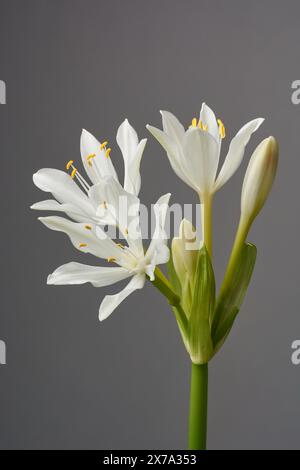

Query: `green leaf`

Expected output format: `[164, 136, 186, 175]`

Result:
[167, 250, 182, 297]
[188, 245, 215, 364]
[212, 243, 257, 353]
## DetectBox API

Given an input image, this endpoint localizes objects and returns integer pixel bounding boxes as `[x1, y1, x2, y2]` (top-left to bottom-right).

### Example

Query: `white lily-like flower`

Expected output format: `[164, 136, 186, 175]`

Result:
[31, 119, 147, 226]
[147, 103, 264, 198]
[37, 178, 171, 321]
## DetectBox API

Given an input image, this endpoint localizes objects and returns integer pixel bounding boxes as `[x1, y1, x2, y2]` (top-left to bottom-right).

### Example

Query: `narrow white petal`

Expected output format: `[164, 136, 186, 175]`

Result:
[214, 118, 264, 192]
[99, 274, 145, 321]
[47, 262, 130, 286]
[146, 125, 196, 189]
[38, 216, 122, 260]
[123, 138, 147, 196]
[31, 200, 64, 211]
[146, 193, 171, 265]
[80, 129, 119, 184]
[33, 168, 94, 217]
[199, 102, 220, 142]
[182, 128, 219, 194]
[30, 199, 90, 222]
[160, 110, 185, 146]
[116, 118, 139, 163]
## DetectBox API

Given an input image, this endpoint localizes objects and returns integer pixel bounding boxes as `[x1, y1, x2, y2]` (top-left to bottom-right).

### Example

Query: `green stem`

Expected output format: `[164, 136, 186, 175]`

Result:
[219, 217, 251, 299]
[151, 268, 188, 337]
[202, 194, 213, 258]
[188, 363, 208, 450]
[211, 217, 251, 336]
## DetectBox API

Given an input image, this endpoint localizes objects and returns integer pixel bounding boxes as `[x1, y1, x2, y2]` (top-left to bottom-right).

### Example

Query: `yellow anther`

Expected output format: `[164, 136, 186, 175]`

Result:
[191, 118, 197, 128]
[198, 121, 208, 131]
[101, 201, 107, 210]
[79, 243, 87, 248]
[107, 257, 116, 263]
[87, 153, 96, 161]
[100, 141, 108, 150]
[85, 225, 92, 230]
[117, 243, 124, 249]
[105, 148, 112, 158]
[70, 168, 78, 179]
[66, 160, 74, 170]
[88, 161, 93, 167]
[217, 119, 226, 139]
[124, 228, 129, 235]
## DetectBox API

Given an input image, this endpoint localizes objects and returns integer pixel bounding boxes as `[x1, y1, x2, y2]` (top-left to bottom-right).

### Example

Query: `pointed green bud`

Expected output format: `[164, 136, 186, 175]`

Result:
[241, 136, 278, 225]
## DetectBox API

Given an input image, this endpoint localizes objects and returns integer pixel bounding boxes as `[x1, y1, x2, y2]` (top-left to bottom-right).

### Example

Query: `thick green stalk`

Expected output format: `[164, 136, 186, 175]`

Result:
[188, 363, 208, 450]
[202, 194, 213, 258]
[187, 193, 213, 451]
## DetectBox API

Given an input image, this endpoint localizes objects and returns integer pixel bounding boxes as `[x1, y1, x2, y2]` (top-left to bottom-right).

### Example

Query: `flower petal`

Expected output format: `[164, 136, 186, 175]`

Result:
[31, 199, 91, 222]
[146, 193, 171, 265]
[80, 129, 119, 184]
[146, 124, 196, 189]
[182, 128, 219, 194]
[116, 119, 147, 196]
[38, 216, 122, 260]
[199, 103, 220, 143]
[116, 118, 139, 161]
[47, 262, 130, 286]
[160, 110, 185, 146]
[214, 118, 264, 192]
[99, 273, 145, 321]
[33, 169, 94, 218]
[126, 139, 147, 196]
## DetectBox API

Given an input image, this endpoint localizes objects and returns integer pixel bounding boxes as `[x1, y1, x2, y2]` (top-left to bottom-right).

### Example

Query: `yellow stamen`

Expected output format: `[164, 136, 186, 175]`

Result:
[66, 160, 74, 170]
[85, 225, 92, 230]
[100, 141, 108, 150]
[105, 148, 112, 158]
[124, 228, 129, 235]
[101, 201, 107, 210]
[70, 168, 78, 179]
[198, 121, 208, 131]
[88, 161, 93, 167]
[117, 243, 124, 249]
[217, 119, 226, 139]
[79, 243, 87, 248]
[107, 257, 116, 263]
[191, 118, 197, 128]
[87, 153, 96, 161]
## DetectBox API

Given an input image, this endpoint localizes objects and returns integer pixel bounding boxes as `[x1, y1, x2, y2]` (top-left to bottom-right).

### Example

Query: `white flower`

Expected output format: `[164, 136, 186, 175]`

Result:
[31, 119, 147, 226]
[147, 103, 264, 198]
[37, 181, 171, 321]
[31, 119, 171, 320]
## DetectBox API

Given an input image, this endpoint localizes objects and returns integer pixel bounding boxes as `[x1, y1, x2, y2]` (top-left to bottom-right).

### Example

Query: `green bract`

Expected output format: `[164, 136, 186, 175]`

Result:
[167, 242, 257, 365]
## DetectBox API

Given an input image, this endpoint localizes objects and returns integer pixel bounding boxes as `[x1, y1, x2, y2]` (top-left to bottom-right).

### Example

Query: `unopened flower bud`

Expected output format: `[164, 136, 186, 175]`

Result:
[241, 136, 278, 224]
[171, 219, 199, 282]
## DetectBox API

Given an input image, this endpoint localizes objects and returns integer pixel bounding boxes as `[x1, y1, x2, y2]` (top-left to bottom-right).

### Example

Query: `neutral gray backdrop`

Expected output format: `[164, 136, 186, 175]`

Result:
[0, 0, 299, 450]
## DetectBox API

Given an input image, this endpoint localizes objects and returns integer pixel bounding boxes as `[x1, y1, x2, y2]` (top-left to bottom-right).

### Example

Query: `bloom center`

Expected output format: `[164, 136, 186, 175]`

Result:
[190, 117, 226, 139]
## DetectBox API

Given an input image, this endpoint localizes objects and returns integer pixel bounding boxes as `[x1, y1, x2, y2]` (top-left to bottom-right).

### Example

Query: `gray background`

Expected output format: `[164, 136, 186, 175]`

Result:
[0, 0, 299, 450]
